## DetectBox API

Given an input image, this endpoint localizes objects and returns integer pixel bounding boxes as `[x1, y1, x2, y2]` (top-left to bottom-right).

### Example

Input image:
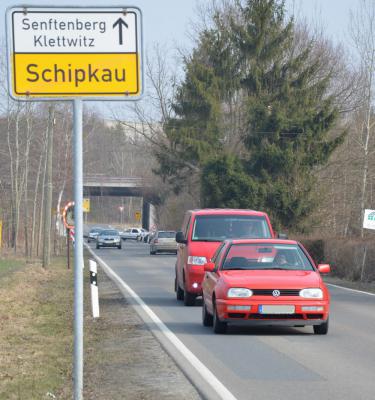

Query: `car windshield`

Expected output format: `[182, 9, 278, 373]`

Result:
[222, 244, 314, 271]
[100, 230, 119, 236]
[90, 228, 102, 233]
[192, 215, 271, 242]
[158, 231, 176, 238]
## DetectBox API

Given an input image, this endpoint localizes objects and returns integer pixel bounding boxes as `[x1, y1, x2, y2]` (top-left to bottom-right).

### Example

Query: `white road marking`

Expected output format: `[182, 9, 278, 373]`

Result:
[85, 245, 238, 400]
[326, 283, 375, 297]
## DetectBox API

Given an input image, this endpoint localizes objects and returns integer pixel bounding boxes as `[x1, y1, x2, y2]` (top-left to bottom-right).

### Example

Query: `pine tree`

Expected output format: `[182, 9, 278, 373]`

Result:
[156, 0, 345, 232]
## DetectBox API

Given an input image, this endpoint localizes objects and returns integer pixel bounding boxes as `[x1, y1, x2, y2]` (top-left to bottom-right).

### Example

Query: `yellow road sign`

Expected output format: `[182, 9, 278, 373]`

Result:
[7, 8, 143, 99]
[135, 211, 141, 222]
[83, 198, 90, 213]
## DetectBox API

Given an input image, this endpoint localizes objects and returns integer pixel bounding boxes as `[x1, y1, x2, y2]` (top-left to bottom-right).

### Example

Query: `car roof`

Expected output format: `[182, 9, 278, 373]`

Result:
[227, 238, 298, 245]
[188, 209, 269, 217]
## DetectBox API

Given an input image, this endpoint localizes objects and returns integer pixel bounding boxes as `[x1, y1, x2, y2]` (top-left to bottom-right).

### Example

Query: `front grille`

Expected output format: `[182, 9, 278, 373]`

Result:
[306, 314, 323, 319]
[228, 313, 246, 319]
[252, 289, 300, 296]
[249, 313, 304, 320]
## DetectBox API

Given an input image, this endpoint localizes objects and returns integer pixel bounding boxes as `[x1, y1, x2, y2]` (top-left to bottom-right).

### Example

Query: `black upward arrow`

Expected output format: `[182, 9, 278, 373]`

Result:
[113, 18, 129, 45]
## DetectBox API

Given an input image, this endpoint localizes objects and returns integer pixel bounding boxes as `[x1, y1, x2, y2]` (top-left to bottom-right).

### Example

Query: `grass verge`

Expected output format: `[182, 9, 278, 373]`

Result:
[0, 256, 74, 400]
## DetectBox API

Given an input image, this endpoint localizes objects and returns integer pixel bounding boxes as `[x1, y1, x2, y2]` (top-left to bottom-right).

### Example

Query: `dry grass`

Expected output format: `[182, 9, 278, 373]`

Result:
[0, 257, 74, 400]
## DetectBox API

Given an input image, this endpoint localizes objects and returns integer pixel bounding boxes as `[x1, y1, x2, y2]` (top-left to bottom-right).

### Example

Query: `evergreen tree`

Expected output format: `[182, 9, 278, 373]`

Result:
[228, 0, 344, 230]
[156, 0, 345, 231]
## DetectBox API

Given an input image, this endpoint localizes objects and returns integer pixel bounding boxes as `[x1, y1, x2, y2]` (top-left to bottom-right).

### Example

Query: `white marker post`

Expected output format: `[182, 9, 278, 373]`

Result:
[6, 7, 143, 400]
[89, 259, 100, 318]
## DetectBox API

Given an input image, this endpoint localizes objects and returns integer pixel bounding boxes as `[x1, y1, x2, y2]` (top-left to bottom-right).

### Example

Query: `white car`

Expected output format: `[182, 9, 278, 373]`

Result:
[121, 227, 142, 240]
[137, 228, 149, 241]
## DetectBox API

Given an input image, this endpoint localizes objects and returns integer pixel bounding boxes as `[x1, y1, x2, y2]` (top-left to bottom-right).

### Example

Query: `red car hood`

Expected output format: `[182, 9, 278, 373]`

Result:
[188, 241, 222, 260]
[220, 270, 321, 288]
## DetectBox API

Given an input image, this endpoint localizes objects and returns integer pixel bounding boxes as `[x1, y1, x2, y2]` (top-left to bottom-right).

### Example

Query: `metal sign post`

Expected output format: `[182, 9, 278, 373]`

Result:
[6, 7, 143, 400]
[73, 99, 84, 399]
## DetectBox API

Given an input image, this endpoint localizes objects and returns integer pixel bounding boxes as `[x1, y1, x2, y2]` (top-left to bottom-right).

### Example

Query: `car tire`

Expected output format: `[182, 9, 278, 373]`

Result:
[150, 248, 156, 255]
[96, 244, 100, 249]
[213, 300, 227, 334]
[175, 277, 184, 301]
[313, 318, 329, 335]
[118, 245, 122, 249]
[183, 286, 196, 306]
[202, 298, 213, 327]
[88, 239, 90, 243]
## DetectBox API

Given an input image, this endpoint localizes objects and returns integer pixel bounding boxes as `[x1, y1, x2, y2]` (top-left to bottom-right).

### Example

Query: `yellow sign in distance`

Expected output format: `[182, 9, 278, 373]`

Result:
[83, 198, 90, 213]
[135, 211, 141, 222]
[7, 8, 143, 99]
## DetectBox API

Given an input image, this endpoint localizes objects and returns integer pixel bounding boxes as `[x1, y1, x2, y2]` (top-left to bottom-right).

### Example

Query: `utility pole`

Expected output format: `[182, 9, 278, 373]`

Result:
[42, 104, 55, 269]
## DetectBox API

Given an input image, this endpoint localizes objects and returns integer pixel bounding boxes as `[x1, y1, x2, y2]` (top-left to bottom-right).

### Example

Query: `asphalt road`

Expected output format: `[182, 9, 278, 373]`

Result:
[88, 240, 375, 400]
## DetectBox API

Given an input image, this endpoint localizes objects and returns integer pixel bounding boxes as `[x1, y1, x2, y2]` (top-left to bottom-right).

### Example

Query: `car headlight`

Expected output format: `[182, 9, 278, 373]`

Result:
[227, 288, 253, 298]
[187, 256, 207, 265]
[299, 288, 323, 299]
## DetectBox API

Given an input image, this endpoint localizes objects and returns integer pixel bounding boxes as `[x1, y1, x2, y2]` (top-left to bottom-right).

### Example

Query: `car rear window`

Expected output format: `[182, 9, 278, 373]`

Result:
[158, 231, 176, 238]
[192, 215, 271, 241]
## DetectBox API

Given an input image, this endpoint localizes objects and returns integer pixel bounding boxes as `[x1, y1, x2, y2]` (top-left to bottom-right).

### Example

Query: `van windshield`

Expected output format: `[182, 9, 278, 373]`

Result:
[191, 215, 271, 242]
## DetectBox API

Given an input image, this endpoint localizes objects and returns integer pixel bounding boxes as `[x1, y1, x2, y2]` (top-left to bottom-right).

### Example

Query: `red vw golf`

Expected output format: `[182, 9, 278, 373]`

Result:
[202, 239, 331, 334]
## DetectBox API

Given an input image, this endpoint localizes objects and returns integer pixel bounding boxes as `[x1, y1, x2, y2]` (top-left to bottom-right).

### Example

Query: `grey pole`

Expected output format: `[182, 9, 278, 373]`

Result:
[73, 99, 84, 400]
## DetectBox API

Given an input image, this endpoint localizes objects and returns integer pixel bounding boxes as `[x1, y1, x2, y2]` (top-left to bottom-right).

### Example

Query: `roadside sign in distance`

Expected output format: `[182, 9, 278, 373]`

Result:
[63, 201, 75, 229]
[6, 7, 143, 100]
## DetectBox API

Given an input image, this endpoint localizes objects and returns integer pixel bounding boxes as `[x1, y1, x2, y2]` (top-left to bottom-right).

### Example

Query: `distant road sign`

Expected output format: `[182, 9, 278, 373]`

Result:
[83, 198, 90, 213]
[363, 209, 375, 230]
[6, 7, 143, 100]
[63, 201, 75, 229]
[135, 211, 141, 222]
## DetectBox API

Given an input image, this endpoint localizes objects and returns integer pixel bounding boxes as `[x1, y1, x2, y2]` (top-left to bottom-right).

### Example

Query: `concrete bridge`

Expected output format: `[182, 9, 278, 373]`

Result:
[83, 174, 157, 229]
[83, 174, 152, 197]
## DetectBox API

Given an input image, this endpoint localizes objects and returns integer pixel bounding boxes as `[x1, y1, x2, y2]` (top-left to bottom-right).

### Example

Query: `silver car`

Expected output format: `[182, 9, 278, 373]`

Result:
[88, 227, 103, 243]
[96, 229, 122, 249]
[150, 231, 177, 255]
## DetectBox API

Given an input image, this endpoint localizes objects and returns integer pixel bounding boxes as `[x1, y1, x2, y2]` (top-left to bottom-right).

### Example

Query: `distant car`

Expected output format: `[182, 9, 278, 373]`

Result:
[121, 228, 142, 240]
[87, 227, 103, 243]
[201, 238, 331, 334]
[137, 228, 149, 241]
[150, 231, 178, 255]
[146, 230, 156, 243]
[96, 229, 122, 249]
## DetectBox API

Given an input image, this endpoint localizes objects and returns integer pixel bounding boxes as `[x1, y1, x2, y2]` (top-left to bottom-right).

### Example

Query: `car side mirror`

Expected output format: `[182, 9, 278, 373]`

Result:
[277, 232, 288, 239]
[318, 264, 331, 274]
[204, 262, 215, 272]
[175, 231, 187, 244]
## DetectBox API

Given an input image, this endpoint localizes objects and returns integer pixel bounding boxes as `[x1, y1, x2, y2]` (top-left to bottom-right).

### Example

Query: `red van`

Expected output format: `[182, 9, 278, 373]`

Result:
[175, 209, 276, 306]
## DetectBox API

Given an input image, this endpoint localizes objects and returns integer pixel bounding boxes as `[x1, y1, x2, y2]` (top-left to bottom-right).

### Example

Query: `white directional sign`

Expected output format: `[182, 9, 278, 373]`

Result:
[363, 209, 375, 230]
[6, 7, 143, 99]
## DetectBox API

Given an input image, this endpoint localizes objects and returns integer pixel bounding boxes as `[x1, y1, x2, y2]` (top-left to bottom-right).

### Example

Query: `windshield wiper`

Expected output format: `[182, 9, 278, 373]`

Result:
[261, 267, 288, 270]
[223, 267, 249, 270]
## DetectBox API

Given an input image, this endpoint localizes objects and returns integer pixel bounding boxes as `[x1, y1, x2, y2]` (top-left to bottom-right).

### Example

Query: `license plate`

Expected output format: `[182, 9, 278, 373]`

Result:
[259, 305, 295, 314]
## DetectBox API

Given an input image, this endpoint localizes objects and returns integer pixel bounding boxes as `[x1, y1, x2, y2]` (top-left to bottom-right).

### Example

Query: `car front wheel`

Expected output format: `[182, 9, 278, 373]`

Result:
[202, 298, 213, 327]
[183, 286, 196, 306]
[175, 277, 184, 301]
[313, 318, 329, 335]
[213, 300, 227, 334]
[96, 244, 100, 249]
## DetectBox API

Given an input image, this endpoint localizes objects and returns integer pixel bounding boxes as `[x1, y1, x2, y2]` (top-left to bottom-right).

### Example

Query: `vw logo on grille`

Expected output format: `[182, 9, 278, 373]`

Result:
[272, 289, 281, 297]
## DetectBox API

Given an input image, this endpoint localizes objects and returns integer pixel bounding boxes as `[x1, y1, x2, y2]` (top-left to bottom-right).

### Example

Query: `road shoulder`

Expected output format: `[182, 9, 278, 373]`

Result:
[84, 264, 201, 400]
